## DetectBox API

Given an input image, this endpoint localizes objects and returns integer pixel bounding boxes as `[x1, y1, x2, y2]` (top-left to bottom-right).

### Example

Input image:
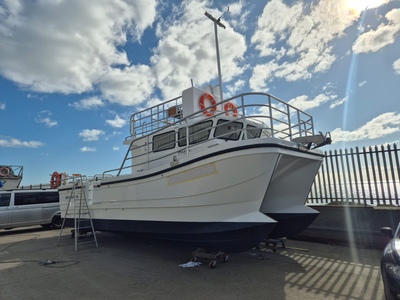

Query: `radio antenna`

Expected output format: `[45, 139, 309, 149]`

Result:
[205, 8, 229, 102]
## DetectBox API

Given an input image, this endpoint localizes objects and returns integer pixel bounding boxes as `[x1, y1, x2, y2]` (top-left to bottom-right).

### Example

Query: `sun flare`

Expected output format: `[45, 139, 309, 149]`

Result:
[347, 0, 386, 12]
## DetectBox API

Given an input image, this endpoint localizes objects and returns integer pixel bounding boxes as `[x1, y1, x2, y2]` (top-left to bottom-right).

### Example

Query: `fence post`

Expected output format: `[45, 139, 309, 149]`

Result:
[350, 148, 360, 204]
[394, 144, 400, 198]
[381, 145, 392, 204]
[345, 148, 354, 203]
[355, 147, 367, 206]
[330, 150, 337, 202]
[336, 150, 344, 203]
[363, 147, 374, 205]
[374, 145, 386, 205]
[321, 156, 328, 204]
[388, 144, 399, 205]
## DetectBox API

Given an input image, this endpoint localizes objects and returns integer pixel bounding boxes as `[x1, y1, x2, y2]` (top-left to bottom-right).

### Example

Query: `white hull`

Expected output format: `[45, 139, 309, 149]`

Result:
[260, 149, 323, 237]
[0, 177, 22, 190]
[59, 138, 325, 251]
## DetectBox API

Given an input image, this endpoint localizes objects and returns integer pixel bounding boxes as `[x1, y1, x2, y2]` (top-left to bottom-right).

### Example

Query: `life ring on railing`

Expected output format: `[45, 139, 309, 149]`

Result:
[199, 93, 217, 117]
[0, 167, 9, 177]
[51, 171, 61, 189]
[224, 102, 239, 117]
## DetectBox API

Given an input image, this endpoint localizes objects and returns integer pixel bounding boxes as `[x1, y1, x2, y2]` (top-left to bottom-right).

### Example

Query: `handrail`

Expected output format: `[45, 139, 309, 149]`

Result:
[102, 92, 315, 178]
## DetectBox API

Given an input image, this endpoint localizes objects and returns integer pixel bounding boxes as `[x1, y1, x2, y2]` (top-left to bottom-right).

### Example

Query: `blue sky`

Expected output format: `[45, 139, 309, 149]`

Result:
[1, 0, 400, 185]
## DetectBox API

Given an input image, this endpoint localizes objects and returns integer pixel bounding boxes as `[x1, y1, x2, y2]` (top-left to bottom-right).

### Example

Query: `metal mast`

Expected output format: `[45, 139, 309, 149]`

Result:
[205, 10, 227, 103]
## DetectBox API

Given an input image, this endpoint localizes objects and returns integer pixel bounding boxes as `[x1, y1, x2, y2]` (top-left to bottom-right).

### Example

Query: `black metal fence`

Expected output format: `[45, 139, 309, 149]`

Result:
[307, 143, 400, 206]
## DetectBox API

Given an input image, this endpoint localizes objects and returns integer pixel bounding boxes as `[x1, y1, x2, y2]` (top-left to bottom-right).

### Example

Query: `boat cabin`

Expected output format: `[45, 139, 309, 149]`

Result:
[103, 85, 322, 177]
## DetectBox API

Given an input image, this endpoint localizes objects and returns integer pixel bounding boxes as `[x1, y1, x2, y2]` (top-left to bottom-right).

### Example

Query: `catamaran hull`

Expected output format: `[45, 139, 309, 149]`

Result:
[63, 218, 275, 253]
[266, 208, 319, 238]
[59, 147, 283, 252]
[260, 150, 323, 238]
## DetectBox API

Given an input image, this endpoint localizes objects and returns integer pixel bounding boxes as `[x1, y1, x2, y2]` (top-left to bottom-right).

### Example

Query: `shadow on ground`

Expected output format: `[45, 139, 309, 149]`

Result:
[0, 228, 385, 300]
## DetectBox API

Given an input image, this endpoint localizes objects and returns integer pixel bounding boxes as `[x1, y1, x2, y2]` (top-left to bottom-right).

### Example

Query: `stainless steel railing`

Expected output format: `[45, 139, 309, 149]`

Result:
[102, 92, 315, 178]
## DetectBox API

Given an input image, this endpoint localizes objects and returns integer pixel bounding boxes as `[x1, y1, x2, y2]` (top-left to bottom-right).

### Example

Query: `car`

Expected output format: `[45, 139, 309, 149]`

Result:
[381, 223, 400, 300]
[0, 189, 61, 230]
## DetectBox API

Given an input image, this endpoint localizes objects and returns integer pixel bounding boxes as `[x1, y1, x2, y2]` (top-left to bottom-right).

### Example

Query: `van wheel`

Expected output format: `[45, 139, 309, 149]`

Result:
[51, 216, 62, 229]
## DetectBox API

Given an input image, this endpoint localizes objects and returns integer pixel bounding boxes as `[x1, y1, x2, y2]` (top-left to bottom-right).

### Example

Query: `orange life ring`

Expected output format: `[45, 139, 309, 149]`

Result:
[0, 167, 9, 177]
[224, 102, 239, 117]
[51, 171, 61, 189]
[199, 93, 217, 117]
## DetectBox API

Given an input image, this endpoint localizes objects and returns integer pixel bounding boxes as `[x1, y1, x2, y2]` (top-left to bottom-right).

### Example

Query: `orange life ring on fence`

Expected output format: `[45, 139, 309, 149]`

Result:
[51, 171, 61, 189]
[199, 93, 217, 117]
[224, 102, 239, 117]
[0, 167, 9, 177]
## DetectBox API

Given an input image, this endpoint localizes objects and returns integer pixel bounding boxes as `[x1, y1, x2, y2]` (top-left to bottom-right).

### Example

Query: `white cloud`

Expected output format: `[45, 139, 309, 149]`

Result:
[151, 0, 247, 99]
[0, 103, 5, 110]
[27, 93, 46, 100]
[35, 110, 58, 128]
[353, 8, 400, 53]
[330, 96, 348, 109]
[331, 112, 400, 143]
[225, 79, 245, 98]
[98, 65, 155, 106]
[69, 96, 105, 110]
[227, 0, 250, 31]
[105, 131, 122, 141]
[250, 0, 359, 90]
[79, 129, 105, 141]
[358, 81, 367, 87]
[106, 115, 128, 128]
[322, 82, 335, 91]
[249, 61, 279, 92]
[288, 93, 337, 111]
[80, 146, 96, 152]
[0, 137, 45, 148]
[0, 0, 157, 101]
[113, 146, 119, 151]
[394, 58, 400, 74]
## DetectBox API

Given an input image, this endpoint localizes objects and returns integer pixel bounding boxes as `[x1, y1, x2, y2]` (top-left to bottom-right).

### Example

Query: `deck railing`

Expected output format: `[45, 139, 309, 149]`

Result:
[107, 92, 315, 177]
[307, 143, 400, 206]
[127, 92, 315, 141]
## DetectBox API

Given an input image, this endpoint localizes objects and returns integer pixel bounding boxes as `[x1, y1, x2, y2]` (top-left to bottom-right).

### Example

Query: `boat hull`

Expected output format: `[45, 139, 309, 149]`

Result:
[265, 207, 319, 238]
[63, 218, 275, 253]
[59, 145, 283, 252]
[261, 150, 323, 238]
[0, 177, 22, 190]
[59, 140, 324, 250]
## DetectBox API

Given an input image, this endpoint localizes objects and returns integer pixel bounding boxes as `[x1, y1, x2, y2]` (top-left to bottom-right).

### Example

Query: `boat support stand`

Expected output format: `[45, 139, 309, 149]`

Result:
[191, 248, 229, 268]
[257, 237, 287, 252]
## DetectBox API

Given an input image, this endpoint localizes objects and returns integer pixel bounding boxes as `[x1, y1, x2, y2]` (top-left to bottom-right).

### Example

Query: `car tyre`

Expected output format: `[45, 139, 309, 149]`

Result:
[51, 216, 62, 229]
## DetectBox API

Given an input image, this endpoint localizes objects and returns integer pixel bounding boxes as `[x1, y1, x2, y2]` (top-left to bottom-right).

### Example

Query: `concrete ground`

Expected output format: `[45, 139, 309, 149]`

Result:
[0, 226, 385, 300]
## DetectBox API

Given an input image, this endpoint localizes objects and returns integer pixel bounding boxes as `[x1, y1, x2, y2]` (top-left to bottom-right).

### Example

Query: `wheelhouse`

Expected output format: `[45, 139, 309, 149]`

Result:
[101, 85, 320, 177]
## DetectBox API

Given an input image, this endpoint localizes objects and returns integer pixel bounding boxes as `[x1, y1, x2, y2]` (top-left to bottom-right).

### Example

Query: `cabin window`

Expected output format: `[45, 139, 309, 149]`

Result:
[244, 125, 262, 139]
[214, 119, 243, 141]
[14, 192, 59, 205]
[153, 131, 176, 152]
[178, 121, 213, 147]
[0, 193, 11, 207]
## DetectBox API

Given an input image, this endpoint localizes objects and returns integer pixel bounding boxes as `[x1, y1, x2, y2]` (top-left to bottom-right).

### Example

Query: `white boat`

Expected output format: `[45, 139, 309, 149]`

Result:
[58, 84, 330, 252]
[0, 165, 23, 190]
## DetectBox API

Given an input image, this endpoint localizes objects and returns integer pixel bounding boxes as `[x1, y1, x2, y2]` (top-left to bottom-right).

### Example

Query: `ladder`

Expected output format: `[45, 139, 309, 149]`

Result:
[57, 174, 98, 251]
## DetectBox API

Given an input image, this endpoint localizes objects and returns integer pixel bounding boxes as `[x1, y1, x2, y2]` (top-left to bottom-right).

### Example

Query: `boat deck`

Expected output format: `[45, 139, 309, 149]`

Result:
[0, 226, 385, 300]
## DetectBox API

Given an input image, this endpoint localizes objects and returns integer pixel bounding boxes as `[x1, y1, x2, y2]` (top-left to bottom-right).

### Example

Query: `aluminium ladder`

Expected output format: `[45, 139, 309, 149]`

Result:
[57, 174, 98, 251]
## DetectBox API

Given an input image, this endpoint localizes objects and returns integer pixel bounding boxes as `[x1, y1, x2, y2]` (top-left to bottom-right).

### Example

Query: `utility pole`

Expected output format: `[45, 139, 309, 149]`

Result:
[205, 10, 227, 103]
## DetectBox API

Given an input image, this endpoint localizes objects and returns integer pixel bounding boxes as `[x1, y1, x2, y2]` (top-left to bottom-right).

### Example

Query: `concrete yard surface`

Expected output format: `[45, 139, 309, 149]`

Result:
[0, 226, 385, 300]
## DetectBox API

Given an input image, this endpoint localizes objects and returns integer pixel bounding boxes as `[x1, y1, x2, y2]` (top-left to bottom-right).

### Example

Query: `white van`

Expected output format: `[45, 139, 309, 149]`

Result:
[0, 190, 61, 230]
